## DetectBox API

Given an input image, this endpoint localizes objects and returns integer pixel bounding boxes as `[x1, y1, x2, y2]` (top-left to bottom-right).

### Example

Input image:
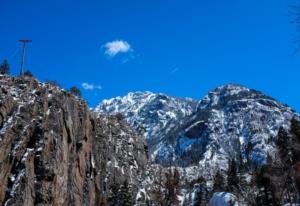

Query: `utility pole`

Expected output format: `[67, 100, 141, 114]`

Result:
[18, 40, 32, 76]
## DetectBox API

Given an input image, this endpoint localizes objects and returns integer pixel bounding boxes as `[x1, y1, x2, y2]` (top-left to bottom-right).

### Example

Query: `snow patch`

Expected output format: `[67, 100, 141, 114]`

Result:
[209, 192, 238, 206]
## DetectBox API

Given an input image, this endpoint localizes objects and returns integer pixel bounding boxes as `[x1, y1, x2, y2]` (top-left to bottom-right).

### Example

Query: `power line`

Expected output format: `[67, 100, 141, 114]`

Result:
[8, 46, 20, 60]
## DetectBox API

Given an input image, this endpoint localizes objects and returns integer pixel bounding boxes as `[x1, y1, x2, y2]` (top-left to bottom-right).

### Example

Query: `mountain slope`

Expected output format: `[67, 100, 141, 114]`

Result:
[95, 84, 297, 173]
[95, 91, 198, 154]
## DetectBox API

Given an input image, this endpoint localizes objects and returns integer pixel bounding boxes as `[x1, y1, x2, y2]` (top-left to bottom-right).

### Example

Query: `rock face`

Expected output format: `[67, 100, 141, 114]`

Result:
[96, 84, 297, 173]
[92, 114, 150, 205]
[0, 75, 150, 206]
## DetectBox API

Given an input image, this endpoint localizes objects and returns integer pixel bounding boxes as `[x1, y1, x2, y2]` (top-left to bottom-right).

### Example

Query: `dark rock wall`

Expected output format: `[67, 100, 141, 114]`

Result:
[0, 76, 149, 206]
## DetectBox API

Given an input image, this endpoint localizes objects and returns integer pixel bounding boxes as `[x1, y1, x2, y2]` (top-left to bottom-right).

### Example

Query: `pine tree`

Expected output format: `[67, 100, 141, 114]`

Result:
[164, 168, 180, 206]
[192, 183, 208, 206]
[227, 159, 238, 193]
[276, 127, 292, 165]
[99, 197, 107, 206]
[290, 117, 300, 200]
[23, 70, 33, 77]
[108, 181, 121, 205]
[291, 117, 300, 163]
[0, 59, 10, 75]
[152, 167, 164, 206]
[212, 170, 225, 192]
[69, 86, 81, 97]
[245, 141, 255, 170]
[119, 180, 133, 206]
[237, 157, 248, 200]
[255, 165, 278, 206]
[291, 117, 300, 139]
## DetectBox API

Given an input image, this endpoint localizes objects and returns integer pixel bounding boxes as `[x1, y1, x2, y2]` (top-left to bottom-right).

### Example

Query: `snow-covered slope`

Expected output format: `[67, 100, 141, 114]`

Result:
[95, 92, 198, 152]
[95, 85, 297, 172]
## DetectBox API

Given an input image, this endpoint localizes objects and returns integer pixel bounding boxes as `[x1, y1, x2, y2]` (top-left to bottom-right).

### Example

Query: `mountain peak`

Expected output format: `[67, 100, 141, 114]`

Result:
[213, 83, 250, 94]
[198, 83, 276, 110]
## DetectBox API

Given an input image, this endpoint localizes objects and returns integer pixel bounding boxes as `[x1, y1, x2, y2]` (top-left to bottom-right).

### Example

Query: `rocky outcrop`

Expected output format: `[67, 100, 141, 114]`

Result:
[0, 75, 150, 206]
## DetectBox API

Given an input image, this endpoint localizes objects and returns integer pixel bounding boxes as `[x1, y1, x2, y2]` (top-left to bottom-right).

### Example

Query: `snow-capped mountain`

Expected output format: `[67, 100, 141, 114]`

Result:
[95, 92, 198, 152]
[95, 84, 298, 172]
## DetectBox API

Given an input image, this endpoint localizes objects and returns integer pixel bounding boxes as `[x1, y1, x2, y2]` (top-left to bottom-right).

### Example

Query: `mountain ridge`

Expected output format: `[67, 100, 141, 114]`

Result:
[95, 83, 298, 171]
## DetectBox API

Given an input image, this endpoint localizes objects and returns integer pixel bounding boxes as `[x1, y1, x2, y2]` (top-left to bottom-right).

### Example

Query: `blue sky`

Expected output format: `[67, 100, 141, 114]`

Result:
[0, 0, 300, 111]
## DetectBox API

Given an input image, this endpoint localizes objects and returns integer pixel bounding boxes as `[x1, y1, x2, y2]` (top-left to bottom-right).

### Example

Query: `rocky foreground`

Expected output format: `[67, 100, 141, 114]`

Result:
[0, 75, 151, 205]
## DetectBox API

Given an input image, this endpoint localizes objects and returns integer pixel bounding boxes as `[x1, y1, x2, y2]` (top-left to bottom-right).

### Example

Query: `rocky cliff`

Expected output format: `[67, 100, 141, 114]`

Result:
[0, 75, 150, 206]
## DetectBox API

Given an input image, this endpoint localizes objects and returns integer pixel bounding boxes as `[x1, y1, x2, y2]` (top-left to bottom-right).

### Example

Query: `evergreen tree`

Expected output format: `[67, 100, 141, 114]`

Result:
[119, 180, 133, 206]
[0, 59, 10, 75]
[45, 80, 60, 87]
[227, 159, 238, 193]
[255, 165, 278, 206]
[212, 170, 225, 192]
[164, 168, 180, 206]
[291, 117, 300, 163]
[291, 117, 300, 139]
[237, 157, 248, 200]
[245, 141, 254, 159]
[99, 197, 107, 206]
[276, 127, 292, 165]
[152, 167, 164, 206]
[108, 181, 121, 205]
[192, 183, 208, 206]
[23, 70, 33, 77]
[69, 86, 81, 97]
[245, 141, 255, 170]
[290, 117, 300, 200]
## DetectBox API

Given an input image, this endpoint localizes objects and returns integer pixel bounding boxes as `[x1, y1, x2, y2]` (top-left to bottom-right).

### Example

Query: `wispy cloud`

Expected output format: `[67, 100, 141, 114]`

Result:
[81, 82, 102, 91]
[170, 67, 179, 74]
[103, 40, 132, 57]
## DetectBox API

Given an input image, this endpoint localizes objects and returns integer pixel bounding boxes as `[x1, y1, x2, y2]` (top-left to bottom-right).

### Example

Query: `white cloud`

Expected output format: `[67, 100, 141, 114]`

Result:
[81, 82, 102, 91]
[104, 40, 132, 57]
